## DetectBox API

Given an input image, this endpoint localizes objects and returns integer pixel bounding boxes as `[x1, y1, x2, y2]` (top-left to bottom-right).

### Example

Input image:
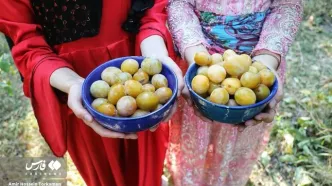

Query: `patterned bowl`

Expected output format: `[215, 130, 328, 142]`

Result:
[185, 64, 278, 124]
[82, 56, 178, 133]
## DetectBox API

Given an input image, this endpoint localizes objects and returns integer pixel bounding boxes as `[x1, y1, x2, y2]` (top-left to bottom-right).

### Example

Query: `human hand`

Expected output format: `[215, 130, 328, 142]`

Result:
[67, 81, 138, 139]
[244, 55, 283, 127]
[140, 35, 185, 97]
[145, 55, 184, 131]
[182, 44, 212, 122]
[182, 44, 209, 102]
[140, 35, 186, 131]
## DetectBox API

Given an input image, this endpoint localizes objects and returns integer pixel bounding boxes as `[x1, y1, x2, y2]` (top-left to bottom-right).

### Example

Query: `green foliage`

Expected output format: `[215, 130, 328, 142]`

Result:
[0, 35, 14, 95]
[253, 2, 332, 184]
[0, 53, 11, 73]
[0, 53, 14, 95]
[303, 0, 332, 25]
[0, 34, 29, 157]
[0, 1, 331, 185]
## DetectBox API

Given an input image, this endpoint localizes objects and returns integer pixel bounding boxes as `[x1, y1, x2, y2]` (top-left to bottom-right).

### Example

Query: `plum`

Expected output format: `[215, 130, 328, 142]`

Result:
[121, 59, 139, 75]
[234, 87, 256, 106]
[191, 75, 210, 95]
[210, 88, 229, 105]
[221, 78, 241, 95]
[151, 74, 168, 89]
[116, 96, 137, 116]
[194, 52, 211, 66]
[136, 92, 159, 111]
[207, 65, 226, 83]
[240, 72, 261, 89]
[155, 87, 173, 104]
[90, 80, 110, 98]
[124, 80, 143, 98]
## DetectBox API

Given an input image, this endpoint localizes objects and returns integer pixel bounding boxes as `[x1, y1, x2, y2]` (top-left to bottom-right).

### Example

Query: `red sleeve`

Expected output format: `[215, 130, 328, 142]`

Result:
[0, 0, 73, 97]
[0, 0, 72, 156]
[135, 0, 176, 58]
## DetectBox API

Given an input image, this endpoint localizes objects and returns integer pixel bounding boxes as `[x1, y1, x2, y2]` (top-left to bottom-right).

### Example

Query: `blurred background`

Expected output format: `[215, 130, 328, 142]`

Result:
[0, 1, 331, 185]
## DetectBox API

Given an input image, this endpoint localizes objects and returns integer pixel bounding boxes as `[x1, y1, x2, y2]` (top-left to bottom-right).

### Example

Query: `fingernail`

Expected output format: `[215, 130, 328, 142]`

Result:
[84, 115, 91, 122]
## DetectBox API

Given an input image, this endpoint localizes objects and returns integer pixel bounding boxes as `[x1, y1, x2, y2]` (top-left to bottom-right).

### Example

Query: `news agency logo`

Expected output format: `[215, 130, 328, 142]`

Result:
[48, 160, 61, 171]
[0, 157, 67, 186]
[24, 159, 64, 177]
[25, 160, 61, 171]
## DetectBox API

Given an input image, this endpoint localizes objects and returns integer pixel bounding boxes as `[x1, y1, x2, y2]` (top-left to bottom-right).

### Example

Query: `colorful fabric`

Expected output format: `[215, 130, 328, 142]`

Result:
[167, 0, 304, 58]
[167, 0, 303, 185]
[0, 0, 174, 186]
[197, 10, 270, 54]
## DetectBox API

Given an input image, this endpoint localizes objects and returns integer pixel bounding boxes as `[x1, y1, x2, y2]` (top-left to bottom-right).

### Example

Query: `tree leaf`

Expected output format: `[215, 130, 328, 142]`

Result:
[0, 54, 11, 73]
[260, 151, 271, 167]
[279, 155, 297, 163]
[294, 167, 312, 186]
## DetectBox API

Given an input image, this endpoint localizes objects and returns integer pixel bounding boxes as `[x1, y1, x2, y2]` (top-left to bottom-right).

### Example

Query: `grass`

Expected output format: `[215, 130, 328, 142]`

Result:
[1, 0, 332, 185]
[0, 34, 85, 185]
[249, 1, 332, 185]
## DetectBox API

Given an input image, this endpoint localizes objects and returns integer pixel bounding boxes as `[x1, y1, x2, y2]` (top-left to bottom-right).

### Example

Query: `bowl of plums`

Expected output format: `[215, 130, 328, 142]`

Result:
[82, 56, 178, 133]
[185, 49, 278, 124]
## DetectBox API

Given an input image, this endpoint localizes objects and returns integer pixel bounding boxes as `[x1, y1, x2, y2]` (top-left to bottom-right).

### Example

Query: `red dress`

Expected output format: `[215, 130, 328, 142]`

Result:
[0, 0, 176, 185]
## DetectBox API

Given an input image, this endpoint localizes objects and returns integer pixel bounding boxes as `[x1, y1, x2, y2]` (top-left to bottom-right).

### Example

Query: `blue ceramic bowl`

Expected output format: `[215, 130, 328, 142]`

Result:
[82, 56, 178, 133]
[185, 64, 278, 124]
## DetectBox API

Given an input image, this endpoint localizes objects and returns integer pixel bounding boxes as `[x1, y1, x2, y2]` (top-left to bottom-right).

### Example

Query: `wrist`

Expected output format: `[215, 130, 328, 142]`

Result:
[252, 54, 279, 71]
[184, 44, 208, 65]
[67, 78, 84, 91]
[252, 49, 281, 62]
[50, 68, 84, 94]
[252, 49, 281, 70]
[140, 35, 168, 57]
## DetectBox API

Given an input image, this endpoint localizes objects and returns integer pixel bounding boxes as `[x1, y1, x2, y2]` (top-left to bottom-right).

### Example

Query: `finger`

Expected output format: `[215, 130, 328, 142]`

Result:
[182, 86, 193, 106]
[246, 119, 264, 127]
[254, 111, 265, 121]
[85, 120, 132, 139]
[237, 125, 245, 132]
[149, 124, 160, 132]
[68, 87, 93, 122]
[123, 133, 139, 139]
[244, 119, 257, 127]
[158, 56, 184, 97]
[150, 101, 178, 132]
[276, 85, 284, 103]
[268, 99, 277, 110]
[255, 109, 276, 123]
[162, 101, 178, 122]
[273, 72, 284, 103]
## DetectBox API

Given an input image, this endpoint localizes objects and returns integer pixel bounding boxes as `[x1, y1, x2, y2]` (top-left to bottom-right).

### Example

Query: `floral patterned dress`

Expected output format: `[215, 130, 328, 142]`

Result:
[166, 0, 303, 185]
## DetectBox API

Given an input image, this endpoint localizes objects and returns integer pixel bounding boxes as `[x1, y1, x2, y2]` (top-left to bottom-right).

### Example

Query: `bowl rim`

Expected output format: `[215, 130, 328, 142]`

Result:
[185, 63, 279, 110]
[82, 56, 179, 120]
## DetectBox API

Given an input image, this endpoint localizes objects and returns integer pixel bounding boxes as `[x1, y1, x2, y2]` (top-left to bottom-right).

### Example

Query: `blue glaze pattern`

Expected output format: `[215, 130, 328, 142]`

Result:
[185, 64, 278, 124]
